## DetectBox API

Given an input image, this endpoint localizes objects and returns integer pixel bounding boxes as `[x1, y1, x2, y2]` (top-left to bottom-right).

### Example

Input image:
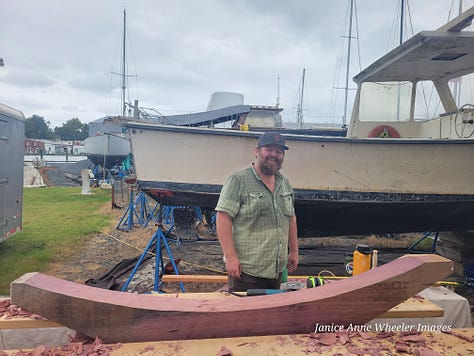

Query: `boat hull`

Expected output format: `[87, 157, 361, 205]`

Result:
[84, 134, 130, 168]
[11, 254, 453, 343]
[126, 124, 474, 236]
[140, 180, 474, 236]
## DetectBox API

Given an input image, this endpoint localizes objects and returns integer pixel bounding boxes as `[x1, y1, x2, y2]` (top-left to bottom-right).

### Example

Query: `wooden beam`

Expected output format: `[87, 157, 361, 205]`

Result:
[160, 275, 344, 283]
[11, 254, 453, 343]
[0, 318, 63, 329]
[161, 274, 227, 283]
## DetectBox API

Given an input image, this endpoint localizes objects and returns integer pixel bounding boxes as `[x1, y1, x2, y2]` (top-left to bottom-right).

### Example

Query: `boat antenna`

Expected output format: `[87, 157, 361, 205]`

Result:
[276, 75, 280, 108]
[122, 9, 127, 117]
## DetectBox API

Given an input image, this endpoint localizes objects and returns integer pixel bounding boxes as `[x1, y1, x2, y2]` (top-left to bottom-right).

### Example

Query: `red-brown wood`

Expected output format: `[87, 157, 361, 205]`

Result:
[10, 254, 453, 343]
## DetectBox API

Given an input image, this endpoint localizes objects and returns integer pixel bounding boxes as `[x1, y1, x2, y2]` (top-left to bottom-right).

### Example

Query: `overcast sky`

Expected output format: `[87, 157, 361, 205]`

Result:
[1, 0, 471, 129]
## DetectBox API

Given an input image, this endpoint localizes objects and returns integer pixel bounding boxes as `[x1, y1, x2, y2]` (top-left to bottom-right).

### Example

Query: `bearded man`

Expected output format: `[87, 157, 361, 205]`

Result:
[215, 132, 299, 292]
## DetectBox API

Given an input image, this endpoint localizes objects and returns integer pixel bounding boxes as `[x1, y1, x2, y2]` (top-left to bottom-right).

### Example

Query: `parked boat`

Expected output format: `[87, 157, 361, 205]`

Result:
[135, 90, 347, 136]
[123, 9, 474, 236]
[10, 254, 452, 343]
[83, 133, 130, 168]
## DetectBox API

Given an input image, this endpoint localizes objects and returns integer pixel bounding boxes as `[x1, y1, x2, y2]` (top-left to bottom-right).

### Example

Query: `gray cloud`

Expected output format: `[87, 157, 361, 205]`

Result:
[0, 0, 462, 127]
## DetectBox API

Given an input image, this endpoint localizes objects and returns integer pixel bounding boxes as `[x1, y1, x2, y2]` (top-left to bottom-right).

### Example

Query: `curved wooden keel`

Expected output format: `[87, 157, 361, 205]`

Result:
[11, 254, 453, 343]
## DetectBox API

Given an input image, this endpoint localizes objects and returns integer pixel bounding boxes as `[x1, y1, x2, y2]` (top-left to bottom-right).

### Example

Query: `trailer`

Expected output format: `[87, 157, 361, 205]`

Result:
[0, 103, 25, 242]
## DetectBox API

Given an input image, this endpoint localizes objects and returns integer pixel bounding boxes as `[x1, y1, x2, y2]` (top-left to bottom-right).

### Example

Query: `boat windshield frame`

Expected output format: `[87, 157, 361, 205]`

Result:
[358, 81, 413, 122]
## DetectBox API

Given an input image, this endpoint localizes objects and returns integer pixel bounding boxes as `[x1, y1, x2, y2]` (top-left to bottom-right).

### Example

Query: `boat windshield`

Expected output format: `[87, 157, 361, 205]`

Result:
[414, 80, 443, 121]
[358, 81, 412, 122]
[243, 109, 283, 128]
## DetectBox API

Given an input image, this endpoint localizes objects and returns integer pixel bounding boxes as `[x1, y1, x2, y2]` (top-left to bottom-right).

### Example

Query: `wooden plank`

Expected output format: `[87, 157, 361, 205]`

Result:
[0, 318, 63, 329]
[161, 274, 457, 285]
[379, 296, 443, 318]
[161, 274, 228, 283]
[10, 254, 453, 343]
[161, 274, 347, 283]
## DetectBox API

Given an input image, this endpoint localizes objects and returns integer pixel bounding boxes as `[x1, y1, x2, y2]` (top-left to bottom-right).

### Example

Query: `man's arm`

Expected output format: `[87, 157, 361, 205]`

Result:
[287, 215, 298, 273]
[216, 211, 241, 279]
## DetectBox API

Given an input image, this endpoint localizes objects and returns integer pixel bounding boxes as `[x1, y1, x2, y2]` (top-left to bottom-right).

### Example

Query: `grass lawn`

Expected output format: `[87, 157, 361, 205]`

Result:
[0, 187, 112, 295]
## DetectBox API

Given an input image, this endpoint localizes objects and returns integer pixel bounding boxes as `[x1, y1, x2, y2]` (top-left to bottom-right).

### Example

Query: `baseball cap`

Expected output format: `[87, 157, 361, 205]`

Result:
[257, 132, 289, 150]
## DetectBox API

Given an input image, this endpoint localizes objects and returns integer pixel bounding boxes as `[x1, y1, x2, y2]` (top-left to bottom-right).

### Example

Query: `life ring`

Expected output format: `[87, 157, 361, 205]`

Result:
[368, 125, 401, 138]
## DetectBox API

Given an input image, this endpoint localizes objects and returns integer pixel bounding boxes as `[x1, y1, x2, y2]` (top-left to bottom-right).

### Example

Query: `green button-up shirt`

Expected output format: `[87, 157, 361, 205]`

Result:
[215, 165, 295, 279]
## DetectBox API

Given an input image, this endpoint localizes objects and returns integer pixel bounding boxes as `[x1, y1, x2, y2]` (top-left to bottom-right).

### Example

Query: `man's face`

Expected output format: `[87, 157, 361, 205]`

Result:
[256, 144, 285, 175]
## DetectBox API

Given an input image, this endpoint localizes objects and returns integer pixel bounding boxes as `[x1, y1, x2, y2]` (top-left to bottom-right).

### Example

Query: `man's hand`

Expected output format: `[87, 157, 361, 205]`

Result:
[287, 251, 299, 273]
[225, 255, 242, 280]
[287, 215, 299, 273]
[216, 211, 242, 279]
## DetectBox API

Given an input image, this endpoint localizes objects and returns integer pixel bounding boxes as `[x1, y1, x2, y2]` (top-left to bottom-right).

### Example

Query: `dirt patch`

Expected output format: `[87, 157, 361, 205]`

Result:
[45, 204, 226, 287]
[44, 207, 412, 287]
[44, 204, 474, 325]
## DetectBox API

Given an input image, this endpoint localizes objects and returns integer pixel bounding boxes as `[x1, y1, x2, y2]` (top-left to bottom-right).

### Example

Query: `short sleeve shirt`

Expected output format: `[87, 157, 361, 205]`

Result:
[215, 165, 295, 279]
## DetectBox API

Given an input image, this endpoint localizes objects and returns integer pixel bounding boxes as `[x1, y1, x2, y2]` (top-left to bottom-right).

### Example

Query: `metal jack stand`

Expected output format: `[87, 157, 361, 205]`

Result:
[116, 188, 153, 231]
[166, 206, 205, 248]
[408, 231, 439, 253]
[121, 224, 185, 293]
[143, 199, 160, 227]
[116, 186, 139, 231]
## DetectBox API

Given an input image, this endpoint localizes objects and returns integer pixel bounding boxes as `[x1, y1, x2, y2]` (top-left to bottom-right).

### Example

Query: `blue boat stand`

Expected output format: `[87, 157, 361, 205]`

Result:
[407, 231, 439, 253]
[121, 223, 185, 293]
[116, 188, 159, 231]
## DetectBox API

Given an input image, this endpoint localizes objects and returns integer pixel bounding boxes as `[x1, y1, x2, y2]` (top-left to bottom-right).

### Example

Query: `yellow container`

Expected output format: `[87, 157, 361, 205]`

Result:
[352, 244, 372, 275]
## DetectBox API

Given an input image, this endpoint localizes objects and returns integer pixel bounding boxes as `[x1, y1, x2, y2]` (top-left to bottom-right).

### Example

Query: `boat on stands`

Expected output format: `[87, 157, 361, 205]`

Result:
[84, 133, 130, 168]
[134, 90, 347, 136]
[124, 8, 474, 236]
[10, 254, 453, 343]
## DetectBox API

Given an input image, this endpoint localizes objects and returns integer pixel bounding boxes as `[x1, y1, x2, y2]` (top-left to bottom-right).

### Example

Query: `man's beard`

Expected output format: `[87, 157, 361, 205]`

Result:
[259, 156, 282, 175]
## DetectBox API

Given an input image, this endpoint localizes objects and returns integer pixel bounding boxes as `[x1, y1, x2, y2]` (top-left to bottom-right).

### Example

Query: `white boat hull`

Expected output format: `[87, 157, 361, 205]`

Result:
[126, 124, 474, 236]
[84, 134, 130, 168]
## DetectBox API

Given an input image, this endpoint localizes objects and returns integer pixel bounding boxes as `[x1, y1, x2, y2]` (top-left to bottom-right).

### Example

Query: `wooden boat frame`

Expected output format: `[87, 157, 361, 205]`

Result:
[11, 254, 453, 343]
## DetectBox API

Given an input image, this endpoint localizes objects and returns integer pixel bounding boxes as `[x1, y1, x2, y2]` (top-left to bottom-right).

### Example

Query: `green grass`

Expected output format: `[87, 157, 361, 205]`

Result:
[0, 187, 112, 295]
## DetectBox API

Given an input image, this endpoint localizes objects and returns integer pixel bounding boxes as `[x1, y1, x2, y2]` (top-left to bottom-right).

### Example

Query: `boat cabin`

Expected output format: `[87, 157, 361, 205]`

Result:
[348, 7, 474, 139]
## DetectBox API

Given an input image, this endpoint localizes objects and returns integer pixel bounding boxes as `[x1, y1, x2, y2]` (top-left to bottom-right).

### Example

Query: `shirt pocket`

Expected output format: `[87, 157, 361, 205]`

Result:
[279, 191, 294, 216]
[246, 192, 268, 215]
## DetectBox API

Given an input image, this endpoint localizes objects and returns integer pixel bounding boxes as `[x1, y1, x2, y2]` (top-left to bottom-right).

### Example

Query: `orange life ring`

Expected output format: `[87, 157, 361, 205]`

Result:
[368, 125, 401, 138]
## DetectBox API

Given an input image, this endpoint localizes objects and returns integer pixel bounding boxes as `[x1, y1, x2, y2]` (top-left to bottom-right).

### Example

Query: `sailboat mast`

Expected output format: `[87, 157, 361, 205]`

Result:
[297, 68, 305, 128]
[122, 9, 127, 117]
[276, 75, 280, 108]
[343, 0, 354, 128]
[396, 0, 406, 121]
[399, 0, 405, 44]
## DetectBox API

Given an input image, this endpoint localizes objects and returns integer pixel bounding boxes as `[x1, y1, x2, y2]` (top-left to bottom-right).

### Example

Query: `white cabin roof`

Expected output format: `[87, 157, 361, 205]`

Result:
[354, 7, 474, 84]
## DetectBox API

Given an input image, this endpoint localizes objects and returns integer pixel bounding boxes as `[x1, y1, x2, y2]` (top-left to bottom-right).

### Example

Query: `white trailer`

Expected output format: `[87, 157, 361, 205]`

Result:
[0, 103, 25, 242]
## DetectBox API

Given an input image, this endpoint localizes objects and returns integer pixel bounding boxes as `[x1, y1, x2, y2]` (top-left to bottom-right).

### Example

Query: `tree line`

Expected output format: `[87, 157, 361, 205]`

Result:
[25, 115, 89, 141]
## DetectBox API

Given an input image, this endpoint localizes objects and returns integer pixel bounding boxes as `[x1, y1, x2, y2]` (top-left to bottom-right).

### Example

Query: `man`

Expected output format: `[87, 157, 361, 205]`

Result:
[215, 132, 298, 292]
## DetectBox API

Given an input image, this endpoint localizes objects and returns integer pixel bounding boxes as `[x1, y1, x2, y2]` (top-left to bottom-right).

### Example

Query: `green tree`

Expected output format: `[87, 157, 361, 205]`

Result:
[54, 118, 89, 140]
[25, 115, 53, 139]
